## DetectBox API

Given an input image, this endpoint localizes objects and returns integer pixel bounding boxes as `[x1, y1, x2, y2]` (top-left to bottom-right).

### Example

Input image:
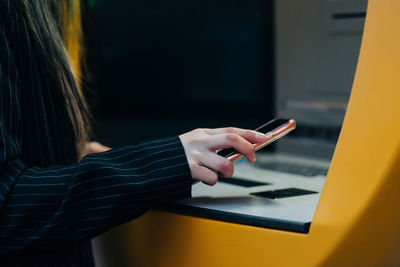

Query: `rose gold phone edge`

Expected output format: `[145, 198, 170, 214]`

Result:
[228, 119, 296, 163]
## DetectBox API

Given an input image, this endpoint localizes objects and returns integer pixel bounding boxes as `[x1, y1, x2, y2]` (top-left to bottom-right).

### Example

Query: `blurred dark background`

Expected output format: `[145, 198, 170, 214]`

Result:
[84, 0, 275, 147]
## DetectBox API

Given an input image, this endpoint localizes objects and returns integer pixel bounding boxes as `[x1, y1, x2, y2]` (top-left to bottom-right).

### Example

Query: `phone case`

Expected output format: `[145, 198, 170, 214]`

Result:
[228, 119, 296, 163]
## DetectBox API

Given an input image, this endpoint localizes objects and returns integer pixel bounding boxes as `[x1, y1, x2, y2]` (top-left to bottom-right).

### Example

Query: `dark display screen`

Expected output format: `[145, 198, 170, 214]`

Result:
[87, 0, 274, 120]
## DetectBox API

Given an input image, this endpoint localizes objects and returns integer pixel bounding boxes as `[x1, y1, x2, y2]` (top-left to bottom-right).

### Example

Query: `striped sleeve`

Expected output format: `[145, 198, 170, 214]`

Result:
[0, 6, 192, 254]
[0, 139, 192, 254]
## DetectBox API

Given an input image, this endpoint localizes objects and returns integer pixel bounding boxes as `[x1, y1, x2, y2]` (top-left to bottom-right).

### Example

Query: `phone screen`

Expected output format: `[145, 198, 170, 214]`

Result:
[217, 118, 294, 159]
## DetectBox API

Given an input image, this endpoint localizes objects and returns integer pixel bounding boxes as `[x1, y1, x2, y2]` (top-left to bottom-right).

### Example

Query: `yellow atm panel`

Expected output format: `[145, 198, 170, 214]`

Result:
[94, 0, 400, 265]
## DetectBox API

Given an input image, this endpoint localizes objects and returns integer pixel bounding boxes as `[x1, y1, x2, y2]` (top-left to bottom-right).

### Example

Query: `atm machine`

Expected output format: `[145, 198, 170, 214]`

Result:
[93, 0, 400, 265]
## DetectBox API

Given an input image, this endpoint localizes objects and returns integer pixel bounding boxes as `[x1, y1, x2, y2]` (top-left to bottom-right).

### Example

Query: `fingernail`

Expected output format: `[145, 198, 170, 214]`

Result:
[255, 132, 266, 142]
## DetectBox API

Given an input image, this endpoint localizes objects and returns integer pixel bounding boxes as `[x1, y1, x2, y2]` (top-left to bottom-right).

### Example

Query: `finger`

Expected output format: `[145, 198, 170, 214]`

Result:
[207, 133, 256, 163]
[190, 162, 219, 186]
[205, 127, 267, 144]
[199, 152, 234, 178]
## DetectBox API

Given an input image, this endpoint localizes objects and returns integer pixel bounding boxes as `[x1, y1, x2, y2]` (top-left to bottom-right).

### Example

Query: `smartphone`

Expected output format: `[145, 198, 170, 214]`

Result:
[217, 118, 296, 163]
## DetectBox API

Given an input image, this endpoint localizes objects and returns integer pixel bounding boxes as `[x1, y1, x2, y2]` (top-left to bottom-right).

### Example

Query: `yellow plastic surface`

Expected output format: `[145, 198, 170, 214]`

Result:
[63, 0, 83, 80]
[94, 0, 400, 265]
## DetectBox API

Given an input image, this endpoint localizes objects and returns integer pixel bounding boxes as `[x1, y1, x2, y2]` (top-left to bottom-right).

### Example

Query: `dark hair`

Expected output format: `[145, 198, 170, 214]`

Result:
[19, 0, 90, 154]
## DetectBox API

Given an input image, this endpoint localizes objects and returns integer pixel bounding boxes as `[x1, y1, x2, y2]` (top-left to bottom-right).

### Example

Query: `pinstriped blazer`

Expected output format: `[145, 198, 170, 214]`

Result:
[0, 1, 192, 266]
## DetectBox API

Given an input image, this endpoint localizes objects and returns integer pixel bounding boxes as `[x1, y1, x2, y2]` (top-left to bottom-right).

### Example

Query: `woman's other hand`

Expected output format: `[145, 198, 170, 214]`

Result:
[179, 128, 268, 185]
[79, 141, 111, 161]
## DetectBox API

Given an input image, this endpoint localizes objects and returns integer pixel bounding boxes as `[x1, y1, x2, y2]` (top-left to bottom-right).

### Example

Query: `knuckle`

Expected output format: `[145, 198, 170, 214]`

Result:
[249, 130, 258, 139]
[226, 133, 238, 143]
[219, 160, 233, 172]
[247, 143, 255, 153]
[226, 127, 236, 133]
[188, 161, 198, 171]
[240, 130, 253, 141]
[218, 161, 228, 171]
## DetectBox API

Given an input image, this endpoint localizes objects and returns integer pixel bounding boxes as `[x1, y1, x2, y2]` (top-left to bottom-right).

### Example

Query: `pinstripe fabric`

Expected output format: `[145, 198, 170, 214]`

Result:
[0, 1, 192, 266]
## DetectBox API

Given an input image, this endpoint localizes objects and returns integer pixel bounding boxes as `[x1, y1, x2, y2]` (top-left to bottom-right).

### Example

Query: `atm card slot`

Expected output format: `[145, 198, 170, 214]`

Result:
[256, 162, 328, 177]
[250, 188, 317, 199]
[332, 12, 366, 20]
[219, 177, 270, 187]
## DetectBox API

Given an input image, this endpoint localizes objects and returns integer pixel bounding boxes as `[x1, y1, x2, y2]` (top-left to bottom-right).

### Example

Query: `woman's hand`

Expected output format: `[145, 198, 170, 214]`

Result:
[179, 127, 268, 185]
[79, 141, 111, 161]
